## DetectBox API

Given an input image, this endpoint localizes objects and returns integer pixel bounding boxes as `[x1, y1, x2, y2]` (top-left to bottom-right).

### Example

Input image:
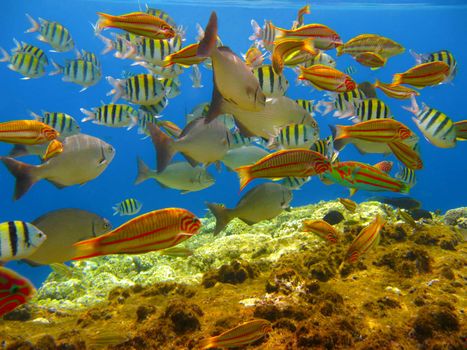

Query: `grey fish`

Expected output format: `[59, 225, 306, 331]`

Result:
[1, 134, 115, 200]
[24, 209, 111, 265]
[357, 81, 377, 98]
[135, 157, 214, 193]
[206, 183, 292, 235]
[371, 196, 421, 210]
[148, 118, 231, 172]
[323, 210, 344, 225]
[198, 12, 266, 120]
[221, 145, 269, 171]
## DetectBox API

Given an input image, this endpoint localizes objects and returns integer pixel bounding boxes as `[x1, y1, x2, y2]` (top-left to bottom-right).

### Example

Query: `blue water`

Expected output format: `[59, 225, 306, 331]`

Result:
[1, 0, 466, 287]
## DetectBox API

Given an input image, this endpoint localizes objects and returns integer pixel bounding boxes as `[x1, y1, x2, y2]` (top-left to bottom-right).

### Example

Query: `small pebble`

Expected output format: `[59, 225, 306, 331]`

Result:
[426, 279, 440, 286]
[30, 317, 51, 325]
[385, 286, 402, 295]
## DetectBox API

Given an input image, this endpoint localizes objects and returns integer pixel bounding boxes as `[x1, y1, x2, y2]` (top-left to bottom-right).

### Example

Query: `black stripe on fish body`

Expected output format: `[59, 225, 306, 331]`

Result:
[433, 114, 451, 137]
[294, 124, 300, 145]
[268, 66, 274, 93]
[418, 109, 431, 123]
[8, 221, 18, 257]
[134, 76, 141, 102]
[51, 23, 58, 44]
[286, 126, 291, 146]
[141, 75, 148, 102]
[22, 221, 31, 248]
[82, 60, 88, 82]
[126, 77, 133, 100]
[160, 40, 165, 59]
[257, 66, 264, 90]
[60, 113, 66, 132]
[111, 104, 117, 125]
[425, 110, 441, 131]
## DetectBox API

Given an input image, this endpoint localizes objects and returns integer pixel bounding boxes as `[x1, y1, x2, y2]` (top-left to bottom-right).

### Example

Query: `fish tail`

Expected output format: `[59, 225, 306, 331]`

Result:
[1, 156, 38, 200]
[49, 60, 63, 76]
[0, 47, 9, 62]
[249, 19, 261, 41]
[336, 45, 343, 56]
[80, 108, 95, 122]
[8, 145, 29, 158]
[147, 123, 176, 173]
[392, 73, 403, 85]
[106, 76, 124, 103]
[197, 12, 218, 57]
[112, 206, 120, 216]
[374, 79, 380, 88]
[409, 49, 423, 64]
[329, 125, 347, 151]
[96, 33, 114, 55]
[205, 202, 233, 235]
[72, 236, 103, 260]
[303, 38, 316, 55]
[25, 13, 40, 33]
[96, 12, 114, 31]
[235, 165, 253, 191]
[135, 157, 151, 185]
[402, 95, 420, 115]
[400, 182, 410, 194]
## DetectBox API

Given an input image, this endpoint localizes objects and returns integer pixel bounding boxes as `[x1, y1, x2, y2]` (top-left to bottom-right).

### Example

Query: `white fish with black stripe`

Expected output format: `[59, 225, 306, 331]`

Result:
[0, 221, 46, 261]
[113, 198, 142, 216]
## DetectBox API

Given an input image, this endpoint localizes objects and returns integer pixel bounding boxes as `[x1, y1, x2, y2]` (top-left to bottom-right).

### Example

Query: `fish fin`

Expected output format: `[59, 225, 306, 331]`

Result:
[25, 13, 40, 33]
[49, 61, 63, 76]
[1, 156, 38, 200]
[205, 72, 225, 123]
[197, 12, 218, 57]
[392, 73, 403, 85]
[21, 259, 42, 267]
[112, 206, 119, 216]
[409, 49, 423, 65]
[349, 188, 358, 197]
[47, 179, 67, 189]
[205, 202, 232, 235]
[96, 33, 114, 55]
[235, 165, 253, 191]
[239, 218, 257, 225]
[106, 76, 124, 103]
[0, 47, 9, 62]
[8, 144, 29, 158]
[329, 124, 347, 151]
[403, 95, 420, 115]
[72, 236, 103, 260]
[135, 157, 151, 185]
[80, 108, 95, 122]
[147, 123, 176, 173]
[235, 119, 256, 138]
[182, 154, 199, 167]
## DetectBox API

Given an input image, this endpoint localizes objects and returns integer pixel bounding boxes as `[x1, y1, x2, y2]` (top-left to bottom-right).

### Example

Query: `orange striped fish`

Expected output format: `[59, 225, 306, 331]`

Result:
[392, 61, 449, 88]
[373, 160, 393, 174]
[200, 319, 272, 349]
[298, 65, 356, 92]
[346, 214, 385, 263]
[338, 198, 357, 212]
[163, 43, 206, 67]
[388, 141, 423, 170]
[272, 38, 316, 74]
[73, 208, 201, 260]
[235, 149, 331, 191]
[336, 34, 404, 59]
[454, 120, 467, 141]
[275, 23, 342, 50]
[96, 12, 175, 40]
[302, 219, 339, 243]
[354, 52, 386, 69]
[0, 120, 58, 145]
[42, 139, 63, 161]
[374, 80, 420, 100]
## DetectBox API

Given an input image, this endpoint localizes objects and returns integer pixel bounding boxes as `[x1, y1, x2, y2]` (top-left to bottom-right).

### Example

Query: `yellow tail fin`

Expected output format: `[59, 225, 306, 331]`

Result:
[235, 165, 253, 191]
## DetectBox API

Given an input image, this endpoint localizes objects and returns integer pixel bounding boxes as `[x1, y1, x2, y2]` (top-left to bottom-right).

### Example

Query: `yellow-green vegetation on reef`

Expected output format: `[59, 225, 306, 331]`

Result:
[0, 201, 465, 349]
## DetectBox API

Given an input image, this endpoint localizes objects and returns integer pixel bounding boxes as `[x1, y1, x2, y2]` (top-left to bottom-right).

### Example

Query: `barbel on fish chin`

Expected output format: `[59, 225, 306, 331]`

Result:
[1, 134, 115, 200]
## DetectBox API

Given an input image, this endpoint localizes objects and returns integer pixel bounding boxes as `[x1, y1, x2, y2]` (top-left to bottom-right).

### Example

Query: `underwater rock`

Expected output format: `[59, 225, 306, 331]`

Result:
[444, 207, 467, 228]
[202, 259, 258, 287]
[35, 335, 56, 350]
[5, 341, 34, 350]
[162, 301, 203, 335]
[3, 304, 32, 321]
[374, 246, 432, 278]
[265, 268, 304, 294]
[136, 305, 156, 322]
[142, 282, 196, 298]
[411, 303, 460, 342]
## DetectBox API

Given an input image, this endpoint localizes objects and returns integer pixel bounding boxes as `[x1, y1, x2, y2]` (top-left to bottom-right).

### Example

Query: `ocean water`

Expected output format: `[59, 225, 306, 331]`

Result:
[0, 0, 466, 296]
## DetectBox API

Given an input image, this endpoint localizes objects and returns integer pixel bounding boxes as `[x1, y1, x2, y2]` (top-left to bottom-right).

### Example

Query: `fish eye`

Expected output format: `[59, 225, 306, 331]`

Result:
[107, 146, 114, 153]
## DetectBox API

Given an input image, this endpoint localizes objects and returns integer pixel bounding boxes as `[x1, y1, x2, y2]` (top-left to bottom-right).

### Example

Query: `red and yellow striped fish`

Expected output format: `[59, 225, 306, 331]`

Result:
[298, 64, 356, 92]
[373, 160, 394, 174]
[42, 139, 63, 161]
[272, 38, 316, 74]
[454, 120, 467, 141]
[388, 141, 423, 170]
[163, 43, 206, 67]
[338, 198, 357, 212]
[346, 214, 385, 263]
[73, 208, 201, 260]
[275, 23, 342, 50]
[235, 149, 332, 191]
[200, 319, 272, 349]
[302, 219, 340, 243]
[0, 120, 59, 145]
[374, 79, 420, 100]
[392, 61, 449, 88]
[96, 12, 175, 40]
[354, 52, 386, 69]
[0, 267, 35, 317]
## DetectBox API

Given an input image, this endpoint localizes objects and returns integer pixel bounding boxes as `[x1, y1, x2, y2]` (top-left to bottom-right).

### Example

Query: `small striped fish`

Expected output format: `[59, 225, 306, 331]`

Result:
[51, 59, 102, 91]
[272, 38, 316, 74]
[454, 120, 467, 141]
[145, 7, 177, 28]
[0, 221, 47, 261]
[139, 96, 169, 116]
[275, 22, 342, 50]
[200, 319, 272, 349]
[304, 51, 336, 68]
[346, 214, 385, 263]
[299, 65, 356, 92]
[295, 99, 315, 115]
[293, 4, 311, 29]
[411, 49, 457, 82]
[354, 52, 386, 69]
[392, 61, 449, 88]
[388, 140, 423, 170]
[42, 139, 63, 161]
[73, 208, 201, 260]
[81, 104, 138, 129]
[160, 78, 181, 99]
[281, 176, 311, 190]
[0, 120, 59, 145]
[135, 37, 173, 66]
[235, 149, 331, 191]
[78, 49, 100, 68]
[302, 219, 339, 243]
[404, 96, 456, 148]
[107, 74, 167, 106]
[25, 14, 74, 52]
[250, 19, 277, 51]
[336, 34, 403, 59]
[163, 43, 206, 67]
[0, 267, 35, 317]
[96, 32, 137, 59]
[396, 166, 417, 188]
[310, 137, 333, 157]
[113, 198, 142, 216]
[0, 50, 46, 79]
[268, 123, 319, 150]
[318, 88, 366, 118]
[374, 80, 419, 100]
[30, 111, 80, 137]
[252, 65, 289, 97]
[228, 130, 258, 149]
[352, 98, 392, 122]
[12, 39, 48, 65]
[339, 198, 357, 212]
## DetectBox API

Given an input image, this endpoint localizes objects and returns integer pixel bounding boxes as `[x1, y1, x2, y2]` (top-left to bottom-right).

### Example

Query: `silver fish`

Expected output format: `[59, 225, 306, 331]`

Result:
[1, 134, 115, 200]
[24, 209, 111, 265]
[221, 145, 269, 171]
[206, 182, 292, 235]
[190, 64, 203, 88]
[135, 157, 215, 193]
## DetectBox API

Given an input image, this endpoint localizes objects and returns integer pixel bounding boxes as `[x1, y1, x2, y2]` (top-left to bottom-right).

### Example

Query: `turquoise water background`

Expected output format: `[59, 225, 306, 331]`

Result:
[1, 0, 466, 286]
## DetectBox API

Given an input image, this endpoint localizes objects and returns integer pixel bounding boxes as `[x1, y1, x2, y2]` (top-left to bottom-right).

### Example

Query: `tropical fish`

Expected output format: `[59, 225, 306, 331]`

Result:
[373, 160, 394, 174]
[24, 209, 111, 266]
[339, 198, 357, 212]
[81, 104, 138, 129]
[323, 210, 344, 225]
[374, 80, 420, 100]
[302, 220, 339, 243]
[410, 209, 432, 221]
[252, 65, 289, 97]
[206, 183, 292, 234]
[30, 111, 80, 137]
[351, 98, 392, 122]
[133, 37, 173, 66]
[0, 267, 35, 317]
[50, 59, 102, 92]
[267, 123, 319, 150]
[304, 51, 336, 68]
[200, 319, 272, 349]
[96, 32, 137, 59]
[410, 49, 457, 82]
[106, 74, 167, 105]
[42, 139, 63, 161]
[293, 4, 311, 29]
[387, 140, 423, 170]
[392, 61, 449, 88]
[135, 158, 215, 193]
[317, 88, 366, 118]
[198, 12, 266, 117]
[454, 120, 467, 141]
[190, 64, 203, 88]
[228, 131, 259, 149]
[113, 198, 143, 216]
[281, 176, 311, 190]
[160, 77, 181, 99]
[145, 7, 177, 28]
[95, 12, 175, 40]
[77, 49, 100, 68]
[242, 44, 266, 68]
[273, 23, 342, 50]
[310, 137, 334, 157]
[25, 14, 74, 52]
[357, 81, 377, 98]
[143, 62, 184, 79]
[73, 208, 201, 260]
[354, 51, 386, 69]
[221, 145, 270, 171]
[321, 161, 410, 196]
[163, 43, 206, 67]
[395, 166, 417, 188]
[272, 38, 316, 74]
[186, 103, 235, 130]
[298, 65, 356, 92]
[295, 99, 315, 115]
[0, 120, 58, 145]
[337, 34, 404, 59]
[11, 39, 48, 65]
[0, 221, 46, 261]
[148, 118, 231, 173]
[137, 114, 180, 138]
[398, 209, 418, 228]
[371, 196, 421, 210]
[403, 96, 456, 148]
[139, 97, 169, 116]
[160, 246, 194, 257]
[345, 214, 385, 263]
[1, 134, 115, 200]
[0, 50, 47, 79]
[250, 19, 278, 51]
[235, 149, 331, 190]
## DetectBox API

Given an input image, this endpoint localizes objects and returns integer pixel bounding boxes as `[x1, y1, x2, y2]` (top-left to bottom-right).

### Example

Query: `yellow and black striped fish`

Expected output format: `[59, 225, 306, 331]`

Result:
[295, 99, 315, 115]
[160, 78, 181, 99]
[113, 198, 143, 216]
[121, 74, 167, 105]
[79, 49, 100, 68]
[135, 37, 173, 66]
[353, 98, 392, 122]
[140, 97, 169, 116]
[25, 14, 74, 52]
[269, 123, 318, 150]
[0, 50, 46, 79]
[31, 111, 80, 136]
[411, 49, 457, 82]
[395, 166, 417, 188]
[12, 40, 48, 65]
[252, 65, 288, 97]
[319, 88, 366, 118]
[0, 221, 46, 261]
[81, 104, 138, 129]
[145, 7, 177, 28]
[281, 176, 311, 190]
[51, 59, 102, 91]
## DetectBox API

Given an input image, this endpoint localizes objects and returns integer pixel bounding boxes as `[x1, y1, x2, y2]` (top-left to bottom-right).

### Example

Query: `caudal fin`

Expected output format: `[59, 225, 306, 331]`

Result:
[135, 157, 151, 185]
[25, 14, 40, 33]
[329, 125, 347, 151]
[9, 145, 29, 158]
[197, 12, 218, 57]
[72, 236, 103, 260]
[392, 73, 403, 85]
[147, 123, 176, 173]
[205, 202, 233, 235]
[235, 165, 253, 191]
[1, 157, 38, 200]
